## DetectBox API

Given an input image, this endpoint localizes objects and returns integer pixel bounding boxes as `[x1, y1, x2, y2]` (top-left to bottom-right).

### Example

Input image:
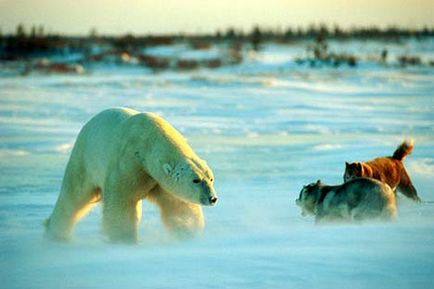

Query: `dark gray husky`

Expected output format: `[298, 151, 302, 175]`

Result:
[296, 178, 397, 223]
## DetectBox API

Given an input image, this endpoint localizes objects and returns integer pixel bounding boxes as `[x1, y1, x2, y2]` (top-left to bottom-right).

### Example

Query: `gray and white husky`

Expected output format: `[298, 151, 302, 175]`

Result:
[296, 178, 397, 223]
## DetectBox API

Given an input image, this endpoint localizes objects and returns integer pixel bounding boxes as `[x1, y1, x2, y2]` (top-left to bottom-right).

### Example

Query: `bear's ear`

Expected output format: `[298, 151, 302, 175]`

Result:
[345, 161, 349, 167]
[316, 179, 321, 185]
[163, 163, 173, 175]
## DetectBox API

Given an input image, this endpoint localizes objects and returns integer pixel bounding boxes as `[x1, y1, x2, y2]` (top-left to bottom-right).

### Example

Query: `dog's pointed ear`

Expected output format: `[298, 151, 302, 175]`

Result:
[163, 163, 173, 175]
[356, 162, 364, 173]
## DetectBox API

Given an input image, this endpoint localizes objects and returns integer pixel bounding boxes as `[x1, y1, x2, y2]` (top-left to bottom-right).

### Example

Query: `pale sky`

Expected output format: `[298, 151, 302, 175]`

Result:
[0, 0, 433, 35]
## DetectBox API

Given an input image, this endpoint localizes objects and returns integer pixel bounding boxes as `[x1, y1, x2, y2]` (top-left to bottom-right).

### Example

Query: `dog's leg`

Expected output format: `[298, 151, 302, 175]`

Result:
[398, 169, 421, 202]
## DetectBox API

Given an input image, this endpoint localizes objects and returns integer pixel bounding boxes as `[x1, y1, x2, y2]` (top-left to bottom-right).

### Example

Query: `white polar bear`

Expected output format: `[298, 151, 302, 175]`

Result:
[45, 107, 218, 242]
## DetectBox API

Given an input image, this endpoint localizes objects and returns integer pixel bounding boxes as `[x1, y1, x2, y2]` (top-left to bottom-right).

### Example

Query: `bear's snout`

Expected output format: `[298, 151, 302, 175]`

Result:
[209, 196, 218, 206]
[200, 192, 218, 206]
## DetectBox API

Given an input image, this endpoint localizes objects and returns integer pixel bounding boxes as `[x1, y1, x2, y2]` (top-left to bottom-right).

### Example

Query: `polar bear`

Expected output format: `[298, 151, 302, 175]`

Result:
[45, 108, 218, 243]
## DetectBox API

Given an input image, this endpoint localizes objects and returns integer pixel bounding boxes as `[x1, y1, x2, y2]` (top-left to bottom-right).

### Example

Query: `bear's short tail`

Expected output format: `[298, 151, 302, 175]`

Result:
[392, 139, 414, 161]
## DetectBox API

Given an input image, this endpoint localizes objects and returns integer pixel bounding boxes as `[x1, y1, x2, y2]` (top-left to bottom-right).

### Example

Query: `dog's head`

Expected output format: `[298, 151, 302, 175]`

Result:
[296, 180, 323, 216]
[344, 161, 364, 182]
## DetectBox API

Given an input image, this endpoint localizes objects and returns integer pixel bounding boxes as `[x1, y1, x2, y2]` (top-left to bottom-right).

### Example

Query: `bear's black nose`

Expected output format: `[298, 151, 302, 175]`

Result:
[209, 196, 218, 205]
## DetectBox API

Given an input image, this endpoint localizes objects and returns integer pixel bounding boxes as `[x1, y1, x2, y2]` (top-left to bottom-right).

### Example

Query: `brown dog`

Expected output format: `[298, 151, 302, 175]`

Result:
[344, 140, 420, 202]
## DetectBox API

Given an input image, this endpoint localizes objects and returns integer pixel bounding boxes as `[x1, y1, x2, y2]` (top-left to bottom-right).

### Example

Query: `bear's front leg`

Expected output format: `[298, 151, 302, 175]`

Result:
[147, 186, 205, 239]
[102, 191, 142, 243]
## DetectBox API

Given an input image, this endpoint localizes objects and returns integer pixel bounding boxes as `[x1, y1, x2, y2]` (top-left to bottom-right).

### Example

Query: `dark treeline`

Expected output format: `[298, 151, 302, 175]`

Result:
[1, 23, 434, 60]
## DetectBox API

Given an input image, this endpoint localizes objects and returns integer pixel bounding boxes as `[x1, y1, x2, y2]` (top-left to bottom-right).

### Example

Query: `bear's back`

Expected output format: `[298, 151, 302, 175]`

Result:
[138, 112, 197, 160]
[68, 107, 201, 187]
[72, 108, 140, 184]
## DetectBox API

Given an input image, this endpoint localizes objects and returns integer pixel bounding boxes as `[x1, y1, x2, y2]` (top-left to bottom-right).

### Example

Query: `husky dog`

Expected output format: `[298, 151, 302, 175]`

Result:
[344, 140, 420, 202]
[296, 178, 397, 223]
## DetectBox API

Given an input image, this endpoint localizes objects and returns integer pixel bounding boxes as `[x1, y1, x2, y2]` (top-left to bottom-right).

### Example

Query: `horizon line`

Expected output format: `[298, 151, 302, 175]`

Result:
[3, 22, 434, 38]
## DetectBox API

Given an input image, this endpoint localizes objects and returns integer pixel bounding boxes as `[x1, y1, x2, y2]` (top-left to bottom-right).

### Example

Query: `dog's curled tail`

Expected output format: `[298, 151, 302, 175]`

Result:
[392, 139, 414, 161]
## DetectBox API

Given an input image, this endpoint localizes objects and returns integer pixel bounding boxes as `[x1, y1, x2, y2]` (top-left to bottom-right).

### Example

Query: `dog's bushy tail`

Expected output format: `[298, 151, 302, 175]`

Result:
[392, 139, 414, 161]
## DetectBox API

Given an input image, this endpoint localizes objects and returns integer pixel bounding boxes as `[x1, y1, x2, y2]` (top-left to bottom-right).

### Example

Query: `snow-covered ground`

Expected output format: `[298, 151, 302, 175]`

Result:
[1, 40, 434, 289]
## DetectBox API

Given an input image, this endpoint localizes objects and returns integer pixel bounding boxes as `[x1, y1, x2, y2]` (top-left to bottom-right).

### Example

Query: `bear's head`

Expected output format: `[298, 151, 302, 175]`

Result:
[134, 112, 218, 206]
[295, 180, 323, 216]
[343, 161, 363, 182]
[157, 158, 217, 206]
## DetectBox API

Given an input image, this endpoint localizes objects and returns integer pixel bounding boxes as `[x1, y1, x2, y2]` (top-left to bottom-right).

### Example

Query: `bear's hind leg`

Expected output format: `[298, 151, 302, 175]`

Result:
[147, 186, 204, 239]
[46, 181, 100, 241]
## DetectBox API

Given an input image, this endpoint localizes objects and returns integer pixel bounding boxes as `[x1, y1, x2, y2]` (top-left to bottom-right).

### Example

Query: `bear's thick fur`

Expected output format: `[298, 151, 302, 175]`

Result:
[45, 108, 217, 242]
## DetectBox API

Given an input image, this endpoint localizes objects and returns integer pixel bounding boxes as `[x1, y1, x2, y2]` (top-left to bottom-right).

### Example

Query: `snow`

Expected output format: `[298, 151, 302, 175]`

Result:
[1, 40, 434, 289]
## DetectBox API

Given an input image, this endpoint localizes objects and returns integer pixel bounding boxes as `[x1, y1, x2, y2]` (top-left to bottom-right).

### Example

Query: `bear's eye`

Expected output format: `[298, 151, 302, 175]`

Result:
[193, 179, 200, 184]
[210, 178, 213, 182]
